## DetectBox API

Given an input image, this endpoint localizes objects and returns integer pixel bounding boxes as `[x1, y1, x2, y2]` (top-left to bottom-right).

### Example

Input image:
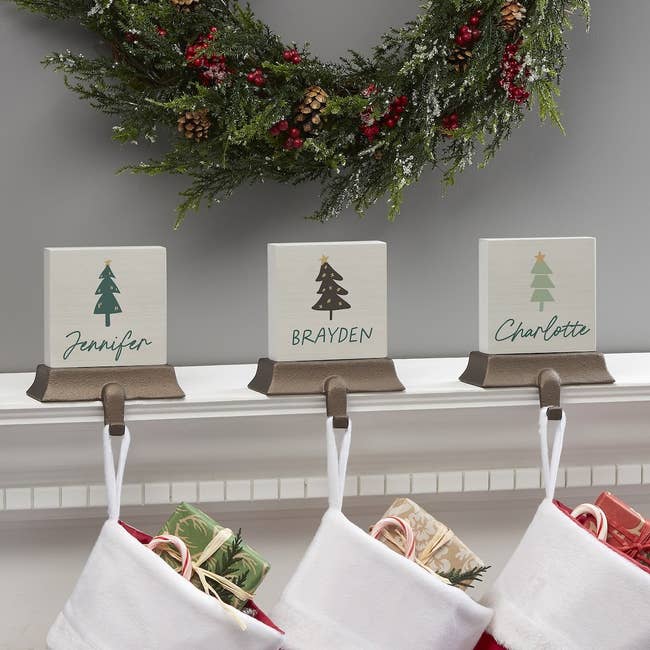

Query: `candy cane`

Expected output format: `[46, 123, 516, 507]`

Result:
[370, 516, 416, 560]
[146, 534, 193, 580]
[571, 503, 608, 541]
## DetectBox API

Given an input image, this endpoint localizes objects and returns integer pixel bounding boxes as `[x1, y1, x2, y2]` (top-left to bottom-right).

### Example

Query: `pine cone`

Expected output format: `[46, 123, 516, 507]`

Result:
[294, 86, 329, 135]
[448, 45, 473, 74]
[177, 110, 211, 141]
[500, 1, 527, 33]
[171, 0, 200, 12]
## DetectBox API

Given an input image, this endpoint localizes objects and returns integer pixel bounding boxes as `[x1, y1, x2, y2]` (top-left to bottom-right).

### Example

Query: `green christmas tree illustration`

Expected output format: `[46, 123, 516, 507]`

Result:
[530, 251, 555, 312]
[94, 259, 122, 326]
[312, 254, 351, 320]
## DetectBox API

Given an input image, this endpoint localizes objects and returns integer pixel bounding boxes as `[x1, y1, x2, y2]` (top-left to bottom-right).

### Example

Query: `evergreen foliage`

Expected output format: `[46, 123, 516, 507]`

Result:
[209, 528, 250, 606]
[12, 0, 589, 224]
[437, 564, 491, 589]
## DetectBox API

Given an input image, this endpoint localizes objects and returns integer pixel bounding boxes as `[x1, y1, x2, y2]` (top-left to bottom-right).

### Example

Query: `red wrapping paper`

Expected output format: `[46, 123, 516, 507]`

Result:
[595, 491, 650, 568]
[555, 500, 650, 574]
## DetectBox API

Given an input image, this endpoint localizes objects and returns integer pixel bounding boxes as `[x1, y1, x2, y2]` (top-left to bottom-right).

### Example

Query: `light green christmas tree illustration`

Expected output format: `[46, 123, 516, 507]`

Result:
[530, 251, 555, 312]
[94, 260, 122, 326]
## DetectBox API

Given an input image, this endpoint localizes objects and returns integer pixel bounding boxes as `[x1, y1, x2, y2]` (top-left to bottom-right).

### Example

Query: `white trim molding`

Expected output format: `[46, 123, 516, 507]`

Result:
[3, 463, 650, 516]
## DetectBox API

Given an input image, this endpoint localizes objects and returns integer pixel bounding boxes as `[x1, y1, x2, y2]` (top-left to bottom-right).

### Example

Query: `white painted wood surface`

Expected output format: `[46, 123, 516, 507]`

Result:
[479, 237, 596, 354]
[44, 246, 167, 367]
[267, 241, 387, 361]
[1, 353, 650, 648]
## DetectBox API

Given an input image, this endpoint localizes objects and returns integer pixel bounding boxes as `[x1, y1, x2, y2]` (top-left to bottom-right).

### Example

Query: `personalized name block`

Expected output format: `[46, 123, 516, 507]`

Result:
[479, 237, 596, 354]
[44, 247, 167, 368]
[268, 241, 388, 361]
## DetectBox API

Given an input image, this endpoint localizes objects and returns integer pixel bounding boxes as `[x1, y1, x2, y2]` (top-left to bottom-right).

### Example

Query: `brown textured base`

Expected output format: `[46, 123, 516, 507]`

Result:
[27, 364, 185, 402]
[248, 357, 405, 395]
[459, 351, 615, 388]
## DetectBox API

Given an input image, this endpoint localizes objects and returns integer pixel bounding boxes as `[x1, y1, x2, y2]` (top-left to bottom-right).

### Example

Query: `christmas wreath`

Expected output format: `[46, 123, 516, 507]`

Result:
[14, 0, 589, 225]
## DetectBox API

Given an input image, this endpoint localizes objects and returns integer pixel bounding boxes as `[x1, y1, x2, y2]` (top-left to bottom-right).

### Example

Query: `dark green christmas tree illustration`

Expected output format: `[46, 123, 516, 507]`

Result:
[94, 259, 122, 326]
[530, 251, 555, 312]
[312, 254, 351, 320]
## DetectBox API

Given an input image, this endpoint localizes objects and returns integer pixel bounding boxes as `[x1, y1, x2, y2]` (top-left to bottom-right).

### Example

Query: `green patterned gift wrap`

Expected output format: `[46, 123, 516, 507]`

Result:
[158, 502, 270, 609]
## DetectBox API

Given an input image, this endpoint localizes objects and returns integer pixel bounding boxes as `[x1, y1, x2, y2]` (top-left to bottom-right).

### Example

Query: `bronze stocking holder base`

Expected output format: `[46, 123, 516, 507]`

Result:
[459, 351, 614, 389]
[27, 364, 185, 435]
[248, 357, 405, 428]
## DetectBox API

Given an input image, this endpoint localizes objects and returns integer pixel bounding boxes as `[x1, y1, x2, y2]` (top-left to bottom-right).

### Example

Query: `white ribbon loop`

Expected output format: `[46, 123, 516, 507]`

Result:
[103, 424, 131, 521]
[538, 407, 567, 501]
[326, 416, 352, 512]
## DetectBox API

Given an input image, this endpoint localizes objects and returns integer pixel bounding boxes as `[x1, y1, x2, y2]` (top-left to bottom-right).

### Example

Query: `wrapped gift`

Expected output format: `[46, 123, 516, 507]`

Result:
[594, 492, 650, 568]
[375, 498, 487, 590]
[158, 502, 270, 609]
[119, 520, 283, 633]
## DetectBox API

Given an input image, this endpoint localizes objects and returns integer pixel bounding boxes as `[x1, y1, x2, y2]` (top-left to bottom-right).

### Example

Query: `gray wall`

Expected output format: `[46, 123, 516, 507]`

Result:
[1, 1, 648, 372]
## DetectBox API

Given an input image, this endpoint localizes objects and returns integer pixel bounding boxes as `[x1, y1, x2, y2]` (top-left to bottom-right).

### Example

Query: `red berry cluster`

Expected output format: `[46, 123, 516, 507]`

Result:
[199, 55, 230, 86]
[282, 48, 302, 64]
[360, 108, 380, 142]
[269, 120, 304, 150]
[184, 27, 219, 68]
[499, 40, 530, 104]
[441, 112, 460, 132]
[184, 28, 232, 87]
[383, 95, 408, 129]
[360, 95, 409, 142]
[361, 83, 378, 98]
[156, 26, 168, 37]
[246, 68, 267, 87]
[454, 9, 483, 47]
[269, 119, 288, 136]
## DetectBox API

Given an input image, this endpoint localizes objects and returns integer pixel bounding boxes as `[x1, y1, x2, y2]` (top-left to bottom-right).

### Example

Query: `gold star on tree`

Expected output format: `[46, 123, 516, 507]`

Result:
[535, 251, 546, 263]
[320, 254, 329, 265]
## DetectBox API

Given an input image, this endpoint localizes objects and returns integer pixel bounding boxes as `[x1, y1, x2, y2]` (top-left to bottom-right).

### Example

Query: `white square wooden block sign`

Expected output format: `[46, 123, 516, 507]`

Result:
[479, 237, 596, 354]
[44, 247, 167, 368]
[268, 241, 387, 361]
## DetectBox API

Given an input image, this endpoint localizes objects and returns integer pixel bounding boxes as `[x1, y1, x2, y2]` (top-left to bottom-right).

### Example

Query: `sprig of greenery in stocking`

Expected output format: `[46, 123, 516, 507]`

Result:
[437, 564, 491, 589]
[207, 528, 250, 607]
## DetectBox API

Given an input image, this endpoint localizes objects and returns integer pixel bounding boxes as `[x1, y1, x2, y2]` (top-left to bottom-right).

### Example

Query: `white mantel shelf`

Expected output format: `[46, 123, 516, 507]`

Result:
[2, 353, 650, 426]
[2, 353, 650, 519]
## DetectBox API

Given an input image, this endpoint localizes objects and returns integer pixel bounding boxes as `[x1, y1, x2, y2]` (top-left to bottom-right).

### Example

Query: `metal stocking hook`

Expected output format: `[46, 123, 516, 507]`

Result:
[324, 375, 349, 429]
[102, 382, 126, 436]
[538, 368, 563, 420]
